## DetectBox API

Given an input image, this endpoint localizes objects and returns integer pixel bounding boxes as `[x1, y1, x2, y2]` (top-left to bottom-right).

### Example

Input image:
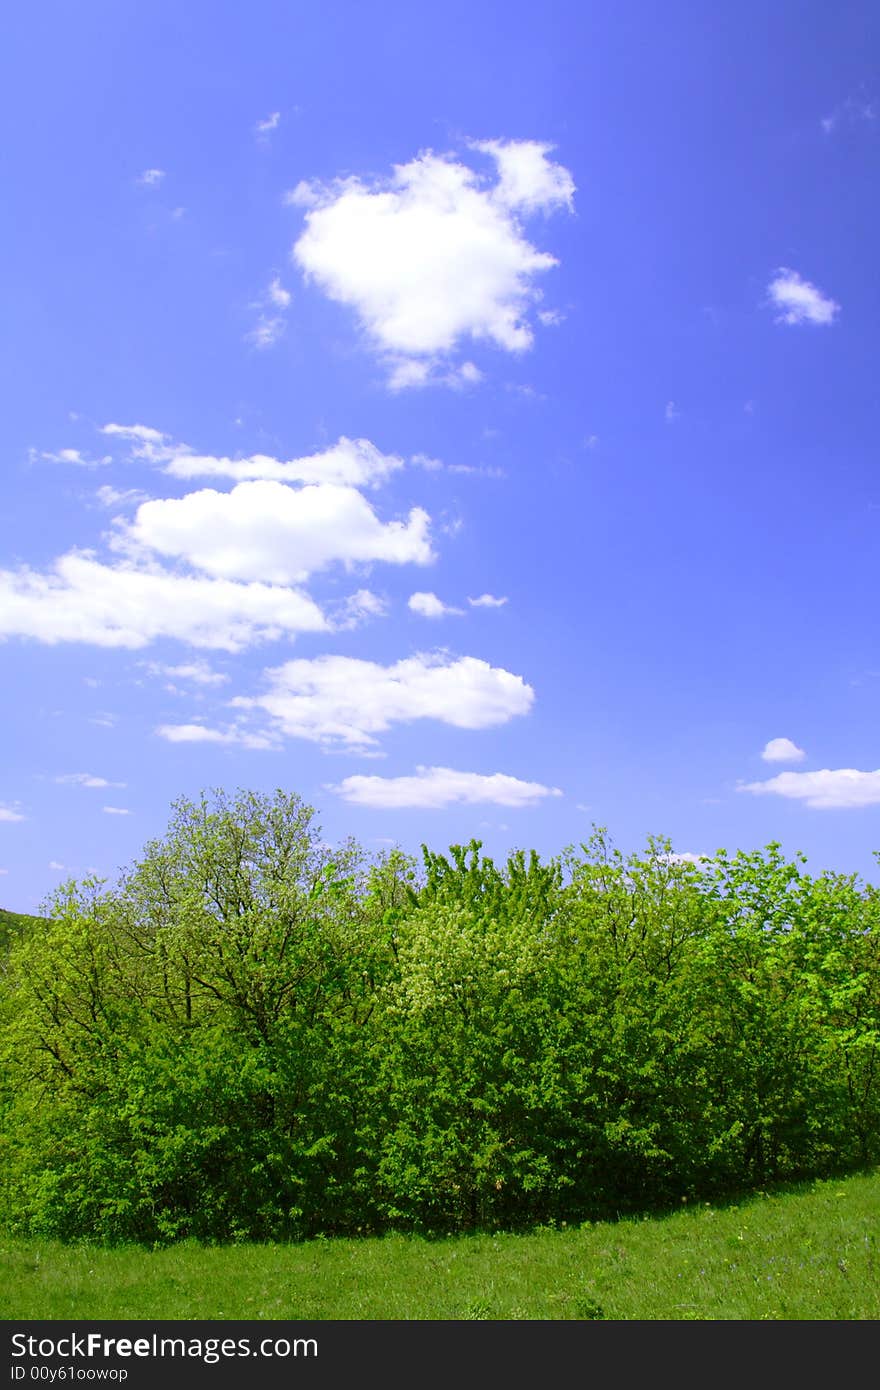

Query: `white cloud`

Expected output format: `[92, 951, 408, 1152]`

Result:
[292, 140, 573, 385]
[102, 806, 131, 816]
[246, 276, 293, 349]
[267, 276, 291, 309]
[467, 593, 508, 608]
[143, 660, 229, 686]
[821, 96, 876, 134]
[49, 861, 68, 871]
[0, 868, 7, 875]
[387, 359, 484, 392]
[40, 448, 112, 467]
[739, 768, 880, 809]
[767, 269, 840, 326]
[119, 480, 434, 583]
[0, 551, 328, 651]
[473, 138, 575, 213]
[408, 591, 464, 619]
[0, 806, 25, 823]
[155, 723, 275, 751]
[100, 423, 188, 466]
[164, 436, 403, 488]
[330, 764, 562, 809]
[233, 650, 534, 748]
[327, 588, 389, 630]
[665, 400, 680, 424]
[137, 169, 166, 187]
[761, 737, 806, 763]
[55, 773, 125, 789]
[255, 111, 280, 134]
[95, 485, 150, 508]
[284, 180, 321, 208]
[101, 423, 166, 444]
[661, 851, 709, 866]
[246, 315, 286, 349]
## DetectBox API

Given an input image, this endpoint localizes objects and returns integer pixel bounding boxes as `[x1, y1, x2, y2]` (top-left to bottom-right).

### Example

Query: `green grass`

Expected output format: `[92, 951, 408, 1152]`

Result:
[2, 1169, 878, 1320]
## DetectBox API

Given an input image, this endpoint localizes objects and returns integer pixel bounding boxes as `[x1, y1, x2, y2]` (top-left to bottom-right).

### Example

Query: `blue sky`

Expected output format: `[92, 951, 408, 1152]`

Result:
[2, 1, 880, 911]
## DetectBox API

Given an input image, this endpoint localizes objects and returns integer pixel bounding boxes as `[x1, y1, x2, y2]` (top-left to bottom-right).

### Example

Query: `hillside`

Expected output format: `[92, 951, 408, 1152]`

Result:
[0, 907, 48, 958]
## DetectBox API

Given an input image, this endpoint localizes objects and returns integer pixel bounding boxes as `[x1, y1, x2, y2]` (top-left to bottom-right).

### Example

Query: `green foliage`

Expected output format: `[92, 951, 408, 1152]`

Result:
[2, 792, 880, 1244]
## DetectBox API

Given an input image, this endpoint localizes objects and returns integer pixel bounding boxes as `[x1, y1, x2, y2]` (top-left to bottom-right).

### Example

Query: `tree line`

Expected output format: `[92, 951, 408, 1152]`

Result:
[1, 787, 878, 1243]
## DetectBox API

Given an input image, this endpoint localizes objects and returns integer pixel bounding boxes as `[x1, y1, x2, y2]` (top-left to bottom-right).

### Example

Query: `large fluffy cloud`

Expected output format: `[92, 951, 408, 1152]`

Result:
[738, 768, 880, 809]
[118, 480, 433, 583]
[0, 551, 328, 651]
[291, 140, 574, 385]
[330, 764, 562, 808]
[232, 650, 535, 747]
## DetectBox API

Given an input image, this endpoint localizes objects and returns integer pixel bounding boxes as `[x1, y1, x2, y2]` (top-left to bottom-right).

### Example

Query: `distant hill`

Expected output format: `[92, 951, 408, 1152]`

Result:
[0, 908, 48, 958]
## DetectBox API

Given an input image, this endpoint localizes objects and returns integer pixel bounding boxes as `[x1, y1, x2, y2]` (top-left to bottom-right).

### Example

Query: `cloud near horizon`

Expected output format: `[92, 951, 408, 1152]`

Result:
[738, 767, 880, 809]
[329, 764, 562, 808]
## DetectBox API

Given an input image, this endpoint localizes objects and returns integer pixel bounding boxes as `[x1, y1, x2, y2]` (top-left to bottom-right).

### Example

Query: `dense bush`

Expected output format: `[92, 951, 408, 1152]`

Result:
[1, 788, 878, 1242]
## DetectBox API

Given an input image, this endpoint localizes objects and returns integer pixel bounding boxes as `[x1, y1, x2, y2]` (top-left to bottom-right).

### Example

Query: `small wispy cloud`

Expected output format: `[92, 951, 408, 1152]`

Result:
[55, 772, 125, 789]
[821, 94, 876, 135]
[255, 111, 280, 135]
[38, 448, 112, 468]
[0, 805, 26, 823]
[102, 806, 131, 816]
[767, 268, 840, 326]
[267, 276, 291, 309]
[467, 593, 508, 608]
[246, 315, 287, 349]
[142, 659, 229, 687]
[136, 168, 166, 188]
[155, 722, 275, 751]
[95, 485, 151, 509]
[327, 589, 389, 631]
[246, 276, 292, 349]
[100, 422, 188, 466]
[664, 400, 680, 424]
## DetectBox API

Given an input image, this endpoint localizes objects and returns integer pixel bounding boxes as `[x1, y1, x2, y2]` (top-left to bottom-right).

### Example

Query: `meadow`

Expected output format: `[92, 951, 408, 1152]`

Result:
[2, 785, 879, 1330]
[2, 1170, 877, 1321]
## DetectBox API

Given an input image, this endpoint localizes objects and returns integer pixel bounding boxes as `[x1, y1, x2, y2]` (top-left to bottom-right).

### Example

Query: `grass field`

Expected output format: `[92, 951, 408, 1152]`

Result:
[2, 1169, 878, 1320]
